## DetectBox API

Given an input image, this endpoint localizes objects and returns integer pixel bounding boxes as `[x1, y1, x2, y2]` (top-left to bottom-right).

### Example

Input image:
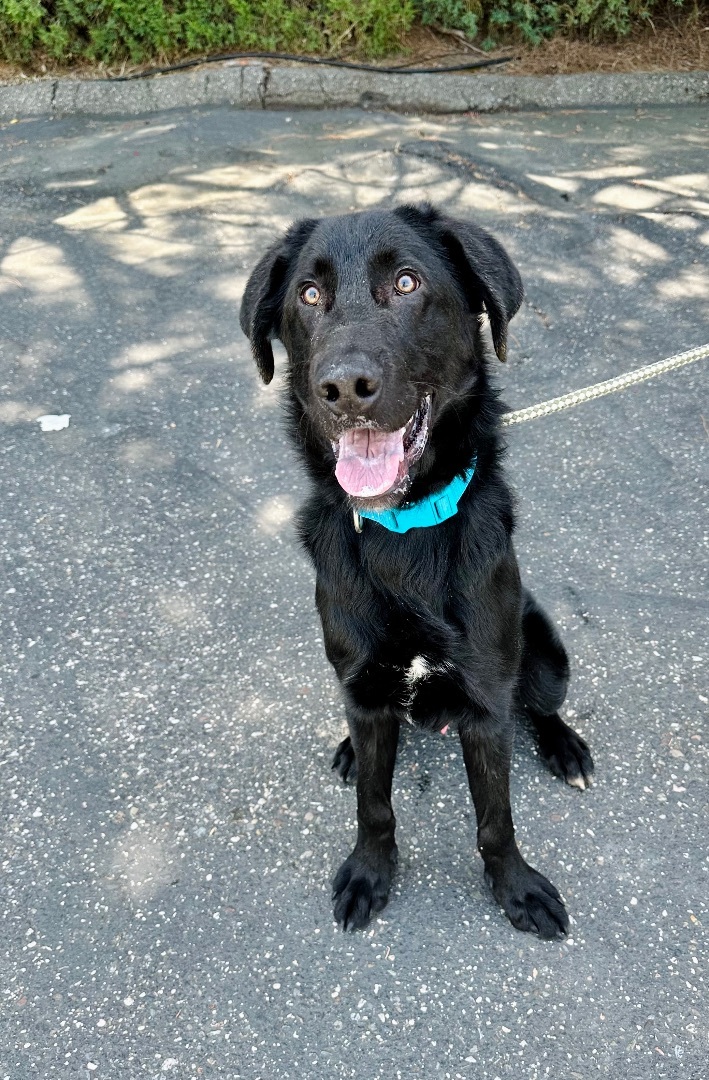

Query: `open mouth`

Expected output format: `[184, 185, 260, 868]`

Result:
[331, 395, 431, 500]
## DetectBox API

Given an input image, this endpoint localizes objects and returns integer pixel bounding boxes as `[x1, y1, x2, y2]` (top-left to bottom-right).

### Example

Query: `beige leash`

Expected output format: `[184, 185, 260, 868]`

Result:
[501, 342, 709, 427]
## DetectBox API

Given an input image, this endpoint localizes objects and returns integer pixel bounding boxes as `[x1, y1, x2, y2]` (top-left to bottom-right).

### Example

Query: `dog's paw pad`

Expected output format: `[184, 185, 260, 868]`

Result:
[332, 854, 395, 931]
[331, 737, 358, 784]
[486, 864, 569, 939]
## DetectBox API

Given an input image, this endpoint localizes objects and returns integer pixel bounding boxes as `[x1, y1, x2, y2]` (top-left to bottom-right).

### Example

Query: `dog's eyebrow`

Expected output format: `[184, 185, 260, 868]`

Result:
[310, 256, 337, 290]
[367, 248, 402, 277]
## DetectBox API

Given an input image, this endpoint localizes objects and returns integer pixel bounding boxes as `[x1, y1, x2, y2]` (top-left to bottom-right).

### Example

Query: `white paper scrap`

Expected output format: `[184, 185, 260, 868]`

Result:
[37, 414, 71, 432]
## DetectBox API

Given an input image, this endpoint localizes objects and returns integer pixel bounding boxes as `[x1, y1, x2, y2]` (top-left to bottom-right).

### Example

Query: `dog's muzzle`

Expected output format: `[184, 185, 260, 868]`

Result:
[331, 395, 431, 499]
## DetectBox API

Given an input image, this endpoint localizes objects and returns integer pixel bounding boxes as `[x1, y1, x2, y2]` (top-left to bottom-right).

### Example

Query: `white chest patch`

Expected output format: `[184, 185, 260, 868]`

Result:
[403, 656, 455, 735]
[406, 655, 430, 685]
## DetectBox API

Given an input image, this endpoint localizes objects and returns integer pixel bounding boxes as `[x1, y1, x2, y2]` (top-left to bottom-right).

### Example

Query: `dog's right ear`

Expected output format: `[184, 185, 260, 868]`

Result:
[240, 218, 319, 384]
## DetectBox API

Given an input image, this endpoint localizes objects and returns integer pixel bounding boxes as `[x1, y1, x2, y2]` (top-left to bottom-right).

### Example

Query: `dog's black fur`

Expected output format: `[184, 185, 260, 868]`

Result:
[240, 204, 593, 938]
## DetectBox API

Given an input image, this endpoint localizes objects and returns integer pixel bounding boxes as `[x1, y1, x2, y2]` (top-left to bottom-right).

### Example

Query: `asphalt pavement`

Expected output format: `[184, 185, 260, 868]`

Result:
[1, 103, 707, 1079]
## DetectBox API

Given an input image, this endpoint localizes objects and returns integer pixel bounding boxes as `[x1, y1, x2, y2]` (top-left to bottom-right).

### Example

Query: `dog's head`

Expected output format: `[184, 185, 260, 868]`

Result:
[240, 204, 522, 508]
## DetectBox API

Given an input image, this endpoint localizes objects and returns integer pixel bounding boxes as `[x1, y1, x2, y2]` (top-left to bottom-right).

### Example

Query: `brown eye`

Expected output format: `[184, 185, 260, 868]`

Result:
[395, 271, 419, 295]
[301, 284, 321, 306]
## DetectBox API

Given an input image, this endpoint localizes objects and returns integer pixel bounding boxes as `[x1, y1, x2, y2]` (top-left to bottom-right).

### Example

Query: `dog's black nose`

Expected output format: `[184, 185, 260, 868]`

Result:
[317, 356, 382, 417]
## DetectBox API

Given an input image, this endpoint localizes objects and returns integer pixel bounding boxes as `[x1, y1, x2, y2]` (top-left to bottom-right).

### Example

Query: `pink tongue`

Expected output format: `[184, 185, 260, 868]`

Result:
[335, 427, 405, 497]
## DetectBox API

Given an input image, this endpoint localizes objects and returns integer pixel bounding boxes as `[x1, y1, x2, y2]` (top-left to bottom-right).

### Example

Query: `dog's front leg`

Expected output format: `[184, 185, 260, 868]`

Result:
[459, 715, 569, 939]
[332, 702, 400, 931]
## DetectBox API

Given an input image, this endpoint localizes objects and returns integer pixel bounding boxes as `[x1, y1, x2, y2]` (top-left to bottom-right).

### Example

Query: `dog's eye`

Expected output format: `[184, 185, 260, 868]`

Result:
[301, 284, 321, 306]
[395, 272, 420, 295]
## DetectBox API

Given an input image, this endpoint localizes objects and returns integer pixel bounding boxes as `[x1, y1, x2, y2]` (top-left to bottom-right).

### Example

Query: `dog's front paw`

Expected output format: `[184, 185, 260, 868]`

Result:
[485, 857, 569, 939]
[332, 849, 397, 930]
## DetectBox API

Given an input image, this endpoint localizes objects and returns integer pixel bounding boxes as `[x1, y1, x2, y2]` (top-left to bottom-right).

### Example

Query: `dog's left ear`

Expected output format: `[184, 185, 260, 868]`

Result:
[240, 218, 318, 383]
[396, 205, 523, 362]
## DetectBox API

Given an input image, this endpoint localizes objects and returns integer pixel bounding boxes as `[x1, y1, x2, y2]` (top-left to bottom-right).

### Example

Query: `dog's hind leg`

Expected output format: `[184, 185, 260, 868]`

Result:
[332, 736, 358, 784]
[517, 590, 594, 790]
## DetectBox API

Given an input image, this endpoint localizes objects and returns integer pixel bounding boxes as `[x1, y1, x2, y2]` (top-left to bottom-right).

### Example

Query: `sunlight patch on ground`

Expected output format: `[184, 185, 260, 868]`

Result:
[527, 174, 579, 194]
[592, 184, 669, 210]
[608, 227, 669, 265]
[256, 495, 296, 536]
[656, 268, 709, 300]
[109, 828, 175, 903]
[185, 164, 289, 190]
[608, 143, 657, 163]
[641, 213, 699, 232]
[122, 123, 178, 140]
[637, 173, 709, 198]
[155, 588, 208, 629]
[119, 437, 176, 469]
[603, 263, 642, 287]
[56, 196, 128, 231]
[0, 399, 42, 423]
[455, 181, 525, 214]
[111, 366, 159, 392]
[46, 178, 99, 190]
[565, 165, 647, 181]
[99, 231, 194, 275]
[398, 177, 462, 208]
[251, 367, 286, 411]
[285, 164, 382, 208]
[111, 336, 202, 369]
[319, 124, 398, 141]
[536, 264, 594, 287]
[211, 274, 249, 304]
[0, 237, 89, 305]
[127, 181, 229, 216]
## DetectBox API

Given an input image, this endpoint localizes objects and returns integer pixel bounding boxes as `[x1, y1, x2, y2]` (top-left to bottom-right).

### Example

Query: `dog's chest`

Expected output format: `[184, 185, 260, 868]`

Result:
[384, 651, 470, 732]
[347, 598, 473, 729]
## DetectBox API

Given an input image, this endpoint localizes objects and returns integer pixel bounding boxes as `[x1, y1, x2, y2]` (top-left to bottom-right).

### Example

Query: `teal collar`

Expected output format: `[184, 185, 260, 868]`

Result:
[353, 458, 477, 534]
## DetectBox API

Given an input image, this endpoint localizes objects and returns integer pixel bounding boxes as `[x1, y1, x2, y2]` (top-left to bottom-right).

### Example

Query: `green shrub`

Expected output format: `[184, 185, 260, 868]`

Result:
[1, 0, 43, 60]
[0, 0, 416, 63]
[425, 0, 697, 45]
[487, 0, 563, 44]
[419, 0, 482, 40]
[0, 0, 700, 66]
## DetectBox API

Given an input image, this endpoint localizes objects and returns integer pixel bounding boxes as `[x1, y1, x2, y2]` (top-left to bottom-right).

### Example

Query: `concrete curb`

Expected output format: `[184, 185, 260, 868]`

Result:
[1, 65, 708, 119]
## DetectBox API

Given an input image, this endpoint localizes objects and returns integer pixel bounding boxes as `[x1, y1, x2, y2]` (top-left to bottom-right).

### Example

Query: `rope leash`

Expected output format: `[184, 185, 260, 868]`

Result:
[501, 342, 709, 427]
[352, 343, 707, 532]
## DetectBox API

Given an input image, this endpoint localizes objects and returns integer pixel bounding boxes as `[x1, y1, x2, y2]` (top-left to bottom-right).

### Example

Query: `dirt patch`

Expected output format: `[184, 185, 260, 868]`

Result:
[505, 26, 707, 75]
[396, 13, 708, 75]
[507, 26, 708, 75]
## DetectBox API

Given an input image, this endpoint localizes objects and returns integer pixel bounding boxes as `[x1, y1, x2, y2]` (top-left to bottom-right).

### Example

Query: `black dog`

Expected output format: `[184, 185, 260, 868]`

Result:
[240, 204, 593, 938]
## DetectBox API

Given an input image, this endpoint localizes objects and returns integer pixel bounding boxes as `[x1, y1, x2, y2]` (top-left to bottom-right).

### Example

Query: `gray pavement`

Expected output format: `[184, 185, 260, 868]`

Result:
[0, 105, 707, 1079]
